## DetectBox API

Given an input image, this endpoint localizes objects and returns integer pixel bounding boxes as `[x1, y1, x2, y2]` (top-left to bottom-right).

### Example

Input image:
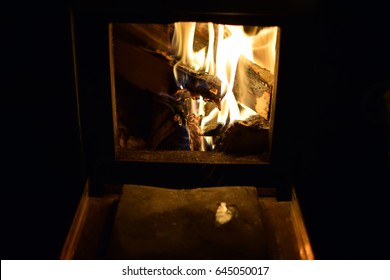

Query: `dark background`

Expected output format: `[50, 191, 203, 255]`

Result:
[2, 0, 389, 260]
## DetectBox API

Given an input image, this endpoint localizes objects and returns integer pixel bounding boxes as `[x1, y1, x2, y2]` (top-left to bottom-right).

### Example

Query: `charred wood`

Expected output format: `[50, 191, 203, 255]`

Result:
[214, 115, 269, 155]
[113, 23, 172, 54]
[148, 92, 203, 151]
[174, 63, 222, 110]
[148, 93, 190, 150]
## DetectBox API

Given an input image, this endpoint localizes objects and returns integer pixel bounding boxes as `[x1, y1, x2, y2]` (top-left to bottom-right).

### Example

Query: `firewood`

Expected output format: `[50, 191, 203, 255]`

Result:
[175, 63, 222, 110]
[213, 115, 269, 154]
[234, 57, 273, 120]
[114, 39, 175, 95]
[113, 24, 273, 154]
[148, 92, 204, 151]
[148, 93, 191, 150]
[114, 26, 273, 118]
[114, 23, 172, 53]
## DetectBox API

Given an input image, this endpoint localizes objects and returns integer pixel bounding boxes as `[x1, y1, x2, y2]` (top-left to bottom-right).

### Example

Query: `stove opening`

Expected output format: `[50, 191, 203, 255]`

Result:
[109, 22, 280, 164]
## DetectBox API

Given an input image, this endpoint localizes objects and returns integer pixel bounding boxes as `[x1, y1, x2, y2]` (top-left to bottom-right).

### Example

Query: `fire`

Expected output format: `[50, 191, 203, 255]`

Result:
[171, 22, 278, 150]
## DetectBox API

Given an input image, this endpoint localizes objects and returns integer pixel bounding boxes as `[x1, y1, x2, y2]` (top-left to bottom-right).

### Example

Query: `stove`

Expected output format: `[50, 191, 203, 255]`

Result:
[61, 0, 317, 260]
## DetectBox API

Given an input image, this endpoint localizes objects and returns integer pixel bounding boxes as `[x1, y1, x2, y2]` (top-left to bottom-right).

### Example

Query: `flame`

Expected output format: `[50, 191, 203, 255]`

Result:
[172, 22, 278, 150]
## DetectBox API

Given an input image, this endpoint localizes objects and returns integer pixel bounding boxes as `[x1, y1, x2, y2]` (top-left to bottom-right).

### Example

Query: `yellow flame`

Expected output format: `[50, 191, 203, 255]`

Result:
[172, 22, 278, 148]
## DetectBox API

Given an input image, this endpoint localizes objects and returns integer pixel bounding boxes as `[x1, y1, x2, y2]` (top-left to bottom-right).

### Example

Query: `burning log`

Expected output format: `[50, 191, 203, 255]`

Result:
[174, 59, 272, 120]
[148, 93, 190, 150]
[174, 63, 222, 110]
[148, 92, 203, 151]
[113, 24, 273, 154]
[114, 25, 273, 114]
[213, 115, 269, 155]
[235, 57, 273, 120]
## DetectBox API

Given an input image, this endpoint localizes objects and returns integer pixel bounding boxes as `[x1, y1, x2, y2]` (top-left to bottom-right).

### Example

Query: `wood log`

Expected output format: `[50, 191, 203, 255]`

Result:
[175, 63, 222, 110]
[213, 115, 269, 155]
[235, 57, 273, 120]
[148, 92, 192, 151]
[113, 24, 273, 153]
[113, 23, 173, 53]
[114, 39, 175, 95]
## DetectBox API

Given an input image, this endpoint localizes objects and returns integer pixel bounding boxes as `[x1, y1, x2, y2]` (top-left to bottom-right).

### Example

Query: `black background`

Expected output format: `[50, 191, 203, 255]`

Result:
[1, 0, 389, 260]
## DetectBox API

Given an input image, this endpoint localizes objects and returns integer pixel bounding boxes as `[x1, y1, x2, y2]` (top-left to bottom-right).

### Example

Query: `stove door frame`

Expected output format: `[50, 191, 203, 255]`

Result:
[70, 5, 312, 200]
